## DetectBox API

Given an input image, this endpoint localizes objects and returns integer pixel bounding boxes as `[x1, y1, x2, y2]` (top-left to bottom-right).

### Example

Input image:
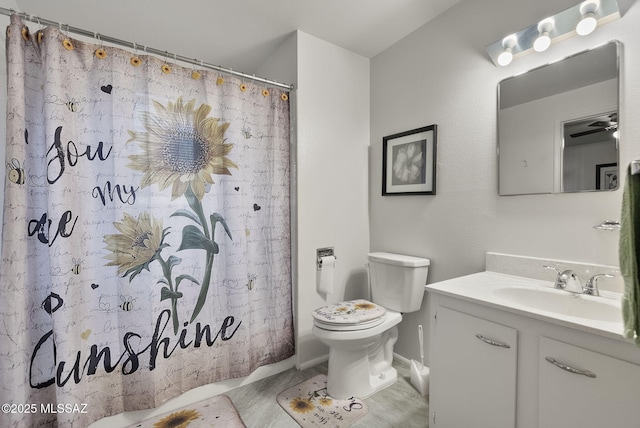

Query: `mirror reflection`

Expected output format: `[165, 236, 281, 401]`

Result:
[498, 41, 619, 195]
[563, 112, 618, 192]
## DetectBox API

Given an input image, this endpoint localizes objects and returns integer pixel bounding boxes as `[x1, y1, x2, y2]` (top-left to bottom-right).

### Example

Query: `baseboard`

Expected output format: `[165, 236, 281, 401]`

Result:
[297, 354, 329, 371]
[299, 352, 411, 372]
[393, 352, 411, 365]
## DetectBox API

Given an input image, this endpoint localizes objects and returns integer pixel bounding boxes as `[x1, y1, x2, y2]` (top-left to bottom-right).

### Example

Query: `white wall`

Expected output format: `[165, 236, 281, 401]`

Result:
[293, 31, 371, 369]
[370, 0, 640, 363]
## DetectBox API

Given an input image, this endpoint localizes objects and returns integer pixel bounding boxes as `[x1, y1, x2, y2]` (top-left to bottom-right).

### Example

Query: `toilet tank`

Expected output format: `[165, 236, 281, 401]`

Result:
[368, 252, 430, 312]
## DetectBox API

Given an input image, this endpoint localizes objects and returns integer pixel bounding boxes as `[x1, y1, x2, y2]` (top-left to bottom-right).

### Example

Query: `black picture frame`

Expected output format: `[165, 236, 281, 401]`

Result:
[382, 125, 437, 195]
[596, 163, 618, 190]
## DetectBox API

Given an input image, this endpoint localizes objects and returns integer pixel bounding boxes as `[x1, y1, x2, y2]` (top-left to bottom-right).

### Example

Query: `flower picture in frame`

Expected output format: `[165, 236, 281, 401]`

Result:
[382, 125, 437, 195]
[596, 163, 618, 190]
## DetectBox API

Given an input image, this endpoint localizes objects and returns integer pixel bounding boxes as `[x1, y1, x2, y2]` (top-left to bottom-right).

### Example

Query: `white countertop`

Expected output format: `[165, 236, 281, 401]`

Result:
[427, 271, 626, 341]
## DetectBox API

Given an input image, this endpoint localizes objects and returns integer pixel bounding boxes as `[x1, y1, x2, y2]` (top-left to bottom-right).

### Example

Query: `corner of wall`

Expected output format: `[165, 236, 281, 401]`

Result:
[294, 31, 371, 369]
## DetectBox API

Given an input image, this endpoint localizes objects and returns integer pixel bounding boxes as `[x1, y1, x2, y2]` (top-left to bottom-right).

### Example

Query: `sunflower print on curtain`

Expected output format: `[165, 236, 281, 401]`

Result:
[0, 15, 293, 427]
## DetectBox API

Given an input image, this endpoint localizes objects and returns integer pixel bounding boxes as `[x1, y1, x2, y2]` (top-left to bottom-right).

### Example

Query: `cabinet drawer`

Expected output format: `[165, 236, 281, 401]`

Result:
[539, 337, 640, 428]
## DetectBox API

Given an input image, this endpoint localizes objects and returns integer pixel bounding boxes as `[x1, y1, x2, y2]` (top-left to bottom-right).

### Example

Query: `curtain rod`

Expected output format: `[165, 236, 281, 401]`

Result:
[0, 7, 294, 91]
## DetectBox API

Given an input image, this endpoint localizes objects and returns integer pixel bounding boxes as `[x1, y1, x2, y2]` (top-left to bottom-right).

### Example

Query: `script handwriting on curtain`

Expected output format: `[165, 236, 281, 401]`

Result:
[0, 15, 293, 427]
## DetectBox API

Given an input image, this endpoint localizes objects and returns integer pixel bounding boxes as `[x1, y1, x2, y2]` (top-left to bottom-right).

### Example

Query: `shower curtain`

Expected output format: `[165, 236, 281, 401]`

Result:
[0, 15, 293, 427]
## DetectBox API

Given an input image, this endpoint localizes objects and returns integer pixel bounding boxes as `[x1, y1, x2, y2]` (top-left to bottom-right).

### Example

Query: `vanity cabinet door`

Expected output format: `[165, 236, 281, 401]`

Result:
[539, 337, 640, 428]
[430, 306, 517, 428]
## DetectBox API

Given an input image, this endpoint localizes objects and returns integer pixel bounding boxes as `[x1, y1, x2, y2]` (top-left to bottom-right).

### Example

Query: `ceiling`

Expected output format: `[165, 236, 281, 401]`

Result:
[10, 0, 461, 78]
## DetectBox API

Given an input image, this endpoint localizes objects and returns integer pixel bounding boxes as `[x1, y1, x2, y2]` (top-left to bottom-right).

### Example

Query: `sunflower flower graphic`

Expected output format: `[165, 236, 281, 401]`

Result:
[153, 409, 200, 428]
[290, 397, 315, 414]
[127, 97, 237, 201]
[104, 211, 198, 333]
[104, 212, 167, 279]
[355, 302, 376, 310]
[318, 397, 333, 406]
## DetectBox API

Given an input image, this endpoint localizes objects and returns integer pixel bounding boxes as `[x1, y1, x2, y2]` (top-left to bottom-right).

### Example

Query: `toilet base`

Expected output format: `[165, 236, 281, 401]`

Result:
[327, 360, 397, 399]
[325, 325, 399, 399]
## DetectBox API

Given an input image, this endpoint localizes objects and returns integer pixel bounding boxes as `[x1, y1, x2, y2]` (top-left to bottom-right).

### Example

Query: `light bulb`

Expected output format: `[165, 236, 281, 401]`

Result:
[533, 33, 551, 52]
[497, 49, 513, 66]
[576, 12, 597, 35]
[534, 19, 554, 52]
[497, 35, 517, 66]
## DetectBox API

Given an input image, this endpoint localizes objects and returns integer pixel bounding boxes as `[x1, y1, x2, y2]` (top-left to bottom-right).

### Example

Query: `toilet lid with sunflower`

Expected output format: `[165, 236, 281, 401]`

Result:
[313, 299, 386, 329]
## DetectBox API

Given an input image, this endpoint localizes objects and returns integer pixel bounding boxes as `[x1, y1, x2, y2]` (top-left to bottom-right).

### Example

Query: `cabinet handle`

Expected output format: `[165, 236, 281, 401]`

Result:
[545, 357, 596, 378]
[475, 334, 511, 349]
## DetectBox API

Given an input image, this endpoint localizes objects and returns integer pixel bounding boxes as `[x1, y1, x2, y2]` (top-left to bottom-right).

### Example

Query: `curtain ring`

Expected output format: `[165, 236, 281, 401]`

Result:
[130, 42, 142, 67]
[61, 23, 74, 51]
[161, 51, 171, 74]
[191, 58, 202, 80]
[35, 17, 44, 43]
[94, 33, 106, 59]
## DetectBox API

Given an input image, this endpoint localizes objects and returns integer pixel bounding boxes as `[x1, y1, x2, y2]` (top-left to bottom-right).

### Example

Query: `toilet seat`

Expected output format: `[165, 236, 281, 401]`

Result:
[312, 299, 386, 332]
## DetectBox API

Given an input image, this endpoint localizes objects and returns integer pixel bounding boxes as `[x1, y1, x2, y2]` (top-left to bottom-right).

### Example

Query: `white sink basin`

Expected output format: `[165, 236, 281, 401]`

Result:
[427, 271, 625, 339]
[492, 286, 622, 323]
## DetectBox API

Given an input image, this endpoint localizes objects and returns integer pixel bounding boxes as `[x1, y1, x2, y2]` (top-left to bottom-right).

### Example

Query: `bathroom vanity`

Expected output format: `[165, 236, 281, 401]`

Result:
[427, 271, 640, 428]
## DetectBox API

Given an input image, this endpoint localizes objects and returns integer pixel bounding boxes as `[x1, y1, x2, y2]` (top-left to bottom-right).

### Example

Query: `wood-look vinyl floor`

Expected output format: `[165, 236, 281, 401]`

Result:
[225, 359, 429, 427]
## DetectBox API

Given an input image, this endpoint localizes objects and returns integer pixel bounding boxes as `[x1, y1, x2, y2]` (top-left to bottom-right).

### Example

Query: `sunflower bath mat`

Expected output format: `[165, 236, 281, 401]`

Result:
[277, 374, 368, 427]
[126, 394, 245, 427]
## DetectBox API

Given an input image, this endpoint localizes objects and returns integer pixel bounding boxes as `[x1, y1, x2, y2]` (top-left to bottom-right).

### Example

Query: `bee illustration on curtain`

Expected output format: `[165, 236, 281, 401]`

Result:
[7, 158, 25, 185]
[247, 273, 257, 290]
[71, 258, 84, 274]
[65, 93, 82, 112]
[119, 295, 136, 311]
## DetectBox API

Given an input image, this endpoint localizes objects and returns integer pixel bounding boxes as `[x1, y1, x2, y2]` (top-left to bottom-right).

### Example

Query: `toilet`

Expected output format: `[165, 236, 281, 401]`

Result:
[312, 252, 430, 399]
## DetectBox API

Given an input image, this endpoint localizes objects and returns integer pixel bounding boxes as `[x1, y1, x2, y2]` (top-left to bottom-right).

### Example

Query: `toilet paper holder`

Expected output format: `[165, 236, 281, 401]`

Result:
[317, 247, 336, 270]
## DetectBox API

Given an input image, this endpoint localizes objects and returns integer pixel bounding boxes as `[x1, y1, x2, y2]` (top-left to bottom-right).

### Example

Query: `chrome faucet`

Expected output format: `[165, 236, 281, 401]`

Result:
[542, 266, 581, 292]
[583, 273, 614, 296]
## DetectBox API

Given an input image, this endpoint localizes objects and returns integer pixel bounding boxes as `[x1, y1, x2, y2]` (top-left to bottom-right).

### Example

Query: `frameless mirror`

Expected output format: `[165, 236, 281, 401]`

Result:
[498, 41, 620, 195]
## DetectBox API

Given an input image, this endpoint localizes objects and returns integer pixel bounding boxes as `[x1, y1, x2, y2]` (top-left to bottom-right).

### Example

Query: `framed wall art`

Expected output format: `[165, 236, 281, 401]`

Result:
[382, 124, 437, 195]
[596, 163, 618, 190]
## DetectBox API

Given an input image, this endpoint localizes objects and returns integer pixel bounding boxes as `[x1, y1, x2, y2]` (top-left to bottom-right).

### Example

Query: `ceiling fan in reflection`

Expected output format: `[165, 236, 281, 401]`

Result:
[570, 113, 618, 138]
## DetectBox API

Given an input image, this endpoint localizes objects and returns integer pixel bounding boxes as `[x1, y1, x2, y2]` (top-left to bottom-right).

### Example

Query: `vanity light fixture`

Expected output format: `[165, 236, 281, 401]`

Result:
[533, 19, 554, 52]
[576, 0, 600, 35]
[485, 0, 620, 66]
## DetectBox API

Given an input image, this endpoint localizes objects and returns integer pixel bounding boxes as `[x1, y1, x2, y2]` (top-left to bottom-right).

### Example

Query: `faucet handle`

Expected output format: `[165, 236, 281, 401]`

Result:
[542, 265, 561, 274]
[543, 265, 566, 289]
[584, 273, 614, 296]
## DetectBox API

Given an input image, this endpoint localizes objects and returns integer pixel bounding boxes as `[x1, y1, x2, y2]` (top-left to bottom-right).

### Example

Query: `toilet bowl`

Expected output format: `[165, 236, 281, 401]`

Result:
[312, 301, 402, 398]
[312, 252, 430, 399]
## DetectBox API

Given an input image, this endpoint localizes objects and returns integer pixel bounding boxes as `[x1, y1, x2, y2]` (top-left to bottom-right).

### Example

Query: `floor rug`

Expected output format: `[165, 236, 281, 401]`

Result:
[126, 394, 245, 428]
[277, 374, 368, 427]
